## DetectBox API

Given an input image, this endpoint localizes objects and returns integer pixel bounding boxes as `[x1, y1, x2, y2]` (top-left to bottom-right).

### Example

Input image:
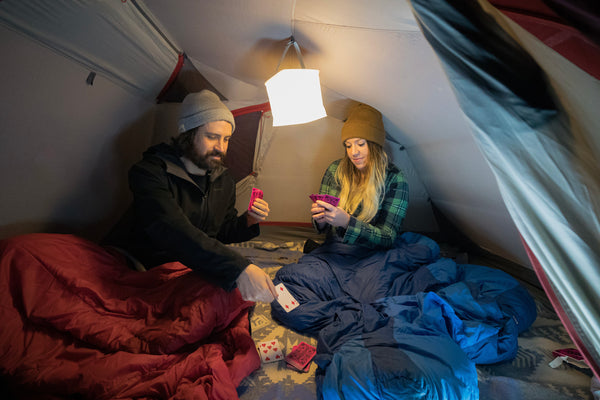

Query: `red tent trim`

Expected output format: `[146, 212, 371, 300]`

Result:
[155, 52, 185, 101]
[521, 237, 600, 379]
[490, 1, 600, 79]
[261, 221, 313, 228]
[232, 102, 271, 117]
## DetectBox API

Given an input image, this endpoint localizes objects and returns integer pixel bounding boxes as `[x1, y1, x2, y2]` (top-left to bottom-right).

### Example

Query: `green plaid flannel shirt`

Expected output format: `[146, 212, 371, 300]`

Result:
[317, 159, 409, 249]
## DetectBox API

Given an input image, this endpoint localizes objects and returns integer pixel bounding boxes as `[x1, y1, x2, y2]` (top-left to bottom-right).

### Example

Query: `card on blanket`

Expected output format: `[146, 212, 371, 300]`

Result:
[256, 339, 284, 363]
[286, 359, 310, 372]
[285, 341, 316, 372]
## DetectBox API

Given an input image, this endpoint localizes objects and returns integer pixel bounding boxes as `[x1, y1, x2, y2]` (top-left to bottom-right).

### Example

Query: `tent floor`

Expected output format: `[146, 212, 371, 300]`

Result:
[235, 225, 595, 400]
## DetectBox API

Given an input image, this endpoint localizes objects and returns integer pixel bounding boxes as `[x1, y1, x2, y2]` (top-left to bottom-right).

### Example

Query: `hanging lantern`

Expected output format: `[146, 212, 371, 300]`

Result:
[265, 36, 326, 126]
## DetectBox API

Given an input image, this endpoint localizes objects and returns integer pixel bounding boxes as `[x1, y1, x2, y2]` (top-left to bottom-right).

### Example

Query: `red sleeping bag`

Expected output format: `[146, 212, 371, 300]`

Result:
[0, 233, 260, 399]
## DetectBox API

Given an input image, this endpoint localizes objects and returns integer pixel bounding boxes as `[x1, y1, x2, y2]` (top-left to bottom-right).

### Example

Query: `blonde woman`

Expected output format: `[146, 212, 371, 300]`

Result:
[311, 103, 409, 250]
[271, 102, 410, 333]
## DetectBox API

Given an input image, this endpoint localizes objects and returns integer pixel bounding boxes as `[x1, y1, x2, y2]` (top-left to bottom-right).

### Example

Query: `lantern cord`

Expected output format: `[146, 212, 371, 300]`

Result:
[275, 36, 305, 72]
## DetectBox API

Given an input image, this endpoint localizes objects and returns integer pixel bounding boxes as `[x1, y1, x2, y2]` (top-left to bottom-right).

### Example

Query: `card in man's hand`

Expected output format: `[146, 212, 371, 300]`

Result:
[256, 339, 284, 363]
[309, 193, 340, 207]
[248, 188, 263, 211]
[275, 283, 299, 312]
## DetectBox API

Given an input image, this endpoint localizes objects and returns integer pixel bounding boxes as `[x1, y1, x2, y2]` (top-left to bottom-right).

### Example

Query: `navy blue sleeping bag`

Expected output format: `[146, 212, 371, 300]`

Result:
[271, 233, 536, 399]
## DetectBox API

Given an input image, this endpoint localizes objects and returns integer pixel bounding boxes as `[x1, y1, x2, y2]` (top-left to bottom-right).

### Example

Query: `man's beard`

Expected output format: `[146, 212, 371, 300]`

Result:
[188, 148, 226, 170]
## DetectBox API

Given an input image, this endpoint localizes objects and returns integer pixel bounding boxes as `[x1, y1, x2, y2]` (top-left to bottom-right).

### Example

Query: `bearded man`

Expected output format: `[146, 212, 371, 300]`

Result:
[104, 90, 277, 303]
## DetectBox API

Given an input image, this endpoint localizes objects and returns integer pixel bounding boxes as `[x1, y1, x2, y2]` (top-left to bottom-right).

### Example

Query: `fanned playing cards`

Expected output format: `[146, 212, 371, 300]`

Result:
[248, 187, 263, 211]
[309, 194, 340, 207]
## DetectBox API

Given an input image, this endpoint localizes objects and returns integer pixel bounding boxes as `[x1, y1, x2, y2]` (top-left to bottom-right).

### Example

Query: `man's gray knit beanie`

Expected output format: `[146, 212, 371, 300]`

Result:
[177, 90, 235, 133]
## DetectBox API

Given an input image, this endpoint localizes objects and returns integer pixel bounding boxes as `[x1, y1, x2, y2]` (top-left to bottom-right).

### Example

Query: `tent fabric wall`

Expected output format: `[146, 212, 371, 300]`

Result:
[231, 107, 439, 231]
[0, 23, 155, 242]
[0, 0, 180, 99]
[409, 0, 599, 377]
[157, 53, 229, 103]
[226, 110, 263, 182]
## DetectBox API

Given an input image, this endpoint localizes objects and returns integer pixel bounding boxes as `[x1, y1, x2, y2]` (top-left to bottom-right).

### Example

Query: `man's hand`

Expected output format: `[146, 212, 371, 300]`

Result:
[247, 198, 270, 226]
[311, 200, 350, 228]
[236, 264, 278, 302]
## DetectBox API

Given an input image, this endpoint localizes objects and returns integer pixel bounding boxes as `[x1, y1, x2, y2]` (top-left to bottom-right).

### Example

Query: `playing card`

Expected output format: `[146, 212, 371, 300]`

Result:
[256, 339, 284, 363]
[275, 283, 299, 312]
[552, 348, 584, 361]
[322, 194, 340, 207]
[248, 188, 263, 211]
[286, 358, 310, 372]
[285, 341, 316, 372]
[309, 193, 340, 207]
[549, 347, 589, 369]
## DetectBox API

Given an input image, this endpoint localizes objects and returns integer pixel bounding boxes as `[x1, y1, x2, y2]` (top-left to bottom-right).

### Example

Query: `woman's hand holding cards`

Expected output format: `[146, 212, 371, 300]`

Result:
[309, 194, 348, 228]
[312, 200, 350, 229]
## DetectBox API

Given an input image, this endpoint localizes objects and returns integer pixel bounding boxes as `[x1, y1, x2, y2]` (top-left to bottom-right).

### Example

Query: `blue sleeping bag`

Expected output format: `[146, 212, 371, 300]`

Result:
[271, 233, 536, 399]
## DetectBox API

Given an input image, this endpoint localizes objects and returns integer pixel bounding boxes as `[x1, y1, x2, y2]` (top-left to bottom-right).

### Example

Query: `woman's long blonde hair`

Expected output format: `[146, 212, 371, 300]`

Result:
[335, 141, 388, 223]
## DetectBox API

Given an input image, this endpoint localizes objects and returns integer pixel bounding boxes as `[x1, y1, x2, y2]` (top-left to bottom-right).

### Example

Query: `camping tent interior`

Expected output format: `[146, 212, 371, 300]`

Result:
[0, 0, 598, 399]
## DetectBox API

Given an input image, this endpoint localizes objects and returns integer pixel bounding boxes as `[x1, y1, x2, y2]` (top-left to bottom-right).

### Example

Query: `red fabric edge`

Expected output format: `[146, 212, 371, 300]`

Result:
[495, 9, 600, 79]
[260, 221, 313, 227]
[520, 237, 599, 379]
[232, 102, 271, 117]
[156, 52, 185, 101]
[491, 1, 563, 23]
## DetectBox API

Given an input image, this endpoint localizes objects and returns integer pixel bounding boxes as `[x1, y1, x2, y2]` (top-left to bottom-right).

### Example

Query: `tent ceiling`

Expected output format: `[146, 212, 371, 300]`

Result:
[141, 0, 464, 146]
